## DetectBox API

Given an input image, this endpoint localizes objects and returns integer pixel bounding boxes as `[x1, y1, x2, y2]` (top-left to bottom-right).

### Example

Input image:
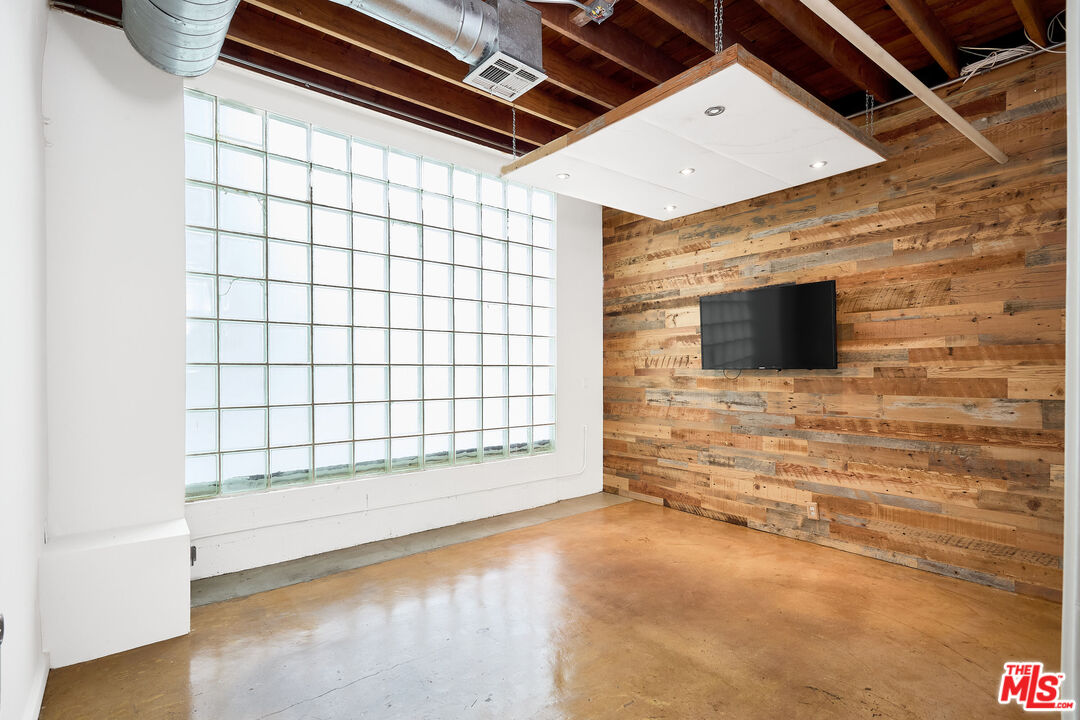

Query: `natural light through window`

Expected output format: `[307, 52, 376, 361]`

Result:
[184, 90, 556, 500]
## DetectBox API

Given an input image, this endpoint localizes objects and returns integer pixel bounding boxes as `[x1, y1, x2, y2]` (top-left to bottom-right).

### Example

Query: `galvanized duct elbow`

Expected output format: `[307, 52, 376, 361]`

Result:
[123, 0, 240, 77]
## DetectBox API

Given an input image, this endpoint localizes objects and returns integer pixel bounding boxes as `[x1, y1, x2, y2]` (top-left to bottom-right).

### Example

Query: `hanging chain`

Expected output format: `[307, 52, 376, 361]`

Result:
[511, 105, 518, 158]
[864, 91, 876, 136]
[713, 0, 723, 54]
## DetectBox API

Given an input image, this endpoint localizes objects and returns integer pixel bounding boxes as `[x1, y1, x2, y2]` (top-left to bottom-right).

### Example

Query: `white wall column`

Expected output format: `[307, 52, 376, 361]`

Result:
[1063, 0, 1078, 702]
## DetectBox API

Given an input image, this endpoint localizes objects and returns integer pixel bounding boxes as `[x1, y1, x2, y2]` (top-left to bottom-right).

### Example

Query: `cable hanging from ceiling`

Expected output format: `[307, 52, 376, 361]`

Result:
[864, 91, 875, 136]
[713, 0, 723, 54]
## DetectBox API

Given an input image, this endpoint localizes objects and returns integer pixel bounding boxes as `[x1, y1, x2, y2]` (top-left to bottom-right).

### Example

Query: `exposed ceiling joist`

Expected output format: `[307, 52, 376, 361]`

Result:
[539, 50, 639, 109]
[633, 0, 742, 51]
[750, 0, 894, 100]
[885, 0, 961, 78]
[1010, 0, 1049, 45]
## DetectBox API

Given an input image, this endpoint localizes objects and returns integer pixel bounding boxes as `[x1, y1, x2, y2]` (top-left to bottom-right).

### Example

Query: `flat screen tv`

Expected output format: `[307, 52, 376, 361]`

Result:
[700, 280, 837, 370]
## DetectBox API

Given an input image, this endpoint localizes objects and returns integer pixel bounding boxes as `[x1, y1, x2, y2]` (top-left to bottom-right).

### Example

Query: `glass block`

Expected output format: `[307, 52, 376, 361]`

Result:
[354, 366, 388, 402]
[421, 262, 450, 298]
[506, 183, 529, 213]
[509, 366, 531, 396]
[354, 327, 388, 364]
[483, 366, 507, 396]
[532, 189, 554, 219]
[533, 277, 555, 307]
[219, 277, 265, 321]
[455, 431, 479, 463]
[353, 252, 388, 291]
[424, 297, 453, 331]
[312, 128, 348, 170]
[454, 333, 481, 365]
[507, 274, 531, 305]
[187, 228, 215, 273]
[184, 91, 214, 138]
[509, 396, 531, 426]
[534, 366, 555, 394]
[315, 443, 352, 481]
[455, 366, 481, 397]
[452, 168, 478, 202]
[453, 200, 480, 234]
[352, 176, 386, 215]
[533, 247, 555, 277]
[481, 176, 505, 208]
[218, 101, 263, 149]
[186, 182, 215, 227]
[454, 267, 480, 300]
[482, 239, 507, 271]
[483, 303, 507, 334]
[267, 198, 310, 242]
[453, 234, 480, 268]
[220, 407, 267, 450]
[424, 366, 452, 399]
[268, 115, 308, 160]
[314, 403, 352, 443]
[219, 322, 266, 363]
[509, 427, 529, 456]
[533, 425, 554, 453]
[185, 454, 218, 498]
[353, 290, 388, 327]
[313, 246, 351, 287]
[390, 293, 422, 329]
[269, 324, 310, 364]
[507, 212, 529, 244]
[453, 301, 479, 333]
[186, 410, 217, 454]
[218, 188, 264, 235]
[220, 365, 266, 407]
[424, 331, 452, 365]
[269, 405, 311, 447]
[508, 243, 531, 275]
[312, 167, 349, 209]
[391, 437, 421, 471]
[533, 307, 555, 337]
[533, 337, 554, 366]
[354, 439, 387, 475]
[353, 215, 388, 254]
[267, 241, 309, 283]
[314, 286, 351, 325]
[185, 136, 214, 182]
[353, 402, 388, 440]
[390, 222, 421, 258]
[532, 218, 554, 249]
[482, 272, 506, 303]
[533, 395, 555, 424]
[482, 429, 507, 458]
[424, 433, 452, 466]
[219, 233, 264, 278]
[390, 366, 422, 401]
[186, 365, 217, 409]
[270, 366, 311, 405]
[221, 450, 268, 494]
[508, 305, 531, 334]
[482, 334, 507, 365]
[481, 206, 506, 239]
[455, 398, 480, 431]
[270, 446, 312, 487]
[388, 150, 419, 187]
[218, 144, 265, 193]
[423, 227, 452, 262]
[315, 365, 351, 404]
[352, 140, 385, 179]
[313, 326, 350, 364]
[422, 192, 451, 229]
[390, 401, 421, 436]
[268, 282, 310, 323]
[424, 399, 452, 434]
[389, 258, 421, 295]
[186, 274, 215, 318]
[509, 337, 531, 366]
[388, 186, 420, 222]
[268, 156, 309, 201]
[422, 160, 451, 194]
[313, 207, 350, 247]
[390, 329, 421, 364]
[187, 319, 216, 363]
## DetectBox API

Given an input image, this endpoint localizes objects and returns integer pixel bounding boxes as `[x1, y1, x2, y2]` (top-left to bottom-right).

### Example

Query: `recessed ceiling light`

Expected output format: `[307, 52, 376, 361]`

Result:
[809, 160, 828, 169]
[704, 105, 726, 117]
[664, 204, 678, 212]
[679, 167, 696, 176]
[555, 172, 571, 180]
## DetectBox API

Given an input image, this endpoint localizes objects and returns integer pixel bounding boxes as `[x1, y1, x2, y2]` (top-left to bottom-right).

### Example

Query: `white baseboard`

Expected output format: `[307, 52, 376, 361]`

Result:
[20, 653, 48, 720]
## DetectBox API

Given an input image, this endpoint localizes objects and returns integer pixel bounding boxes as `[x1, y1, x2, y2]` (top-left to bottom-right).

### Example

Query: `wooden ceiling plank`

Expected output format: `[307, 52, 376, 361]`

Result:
[227, 6, 565, 145]
[750, 0, 894, 100]
[1010, 0, 1049, 45]
[540, 50, 638, 108]
[885, 0, 961, 77]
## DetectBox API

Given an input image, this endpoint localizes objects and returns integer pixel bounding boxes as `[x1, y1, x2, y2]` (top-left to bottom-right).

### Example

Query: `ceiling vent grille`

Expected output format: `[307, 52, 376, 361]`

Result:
[465, 51, 547, 100]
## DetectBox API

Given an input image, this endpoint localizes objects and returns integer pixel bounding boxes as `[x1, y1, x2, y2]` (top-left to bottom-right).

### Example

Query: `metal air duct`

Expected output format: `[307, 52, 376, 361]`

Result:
[123, 0, 240, 77]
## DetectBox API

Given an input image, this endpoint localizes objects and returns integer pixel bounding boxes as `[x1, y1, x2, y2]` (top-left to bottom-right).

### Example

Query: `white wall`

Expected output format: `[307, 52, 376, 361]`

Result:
[184, 66, 604, 579]
[0, 0, 50, 716]
[39, 12, 190, 669]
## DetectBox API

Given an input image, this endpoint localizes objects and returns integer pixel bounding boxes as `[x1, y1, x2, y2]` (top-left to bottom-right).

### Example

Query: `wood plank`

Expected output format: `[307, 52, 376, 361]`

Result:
[884, 0, 961, 78]
[1011, 0, 1049, 45]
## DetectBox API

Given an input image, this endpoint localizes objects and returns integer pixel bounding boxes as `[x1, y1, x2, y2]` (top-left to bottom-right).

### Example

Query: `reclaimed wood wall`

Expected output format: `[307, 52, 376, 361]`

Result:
[602, 52, 1066, 600]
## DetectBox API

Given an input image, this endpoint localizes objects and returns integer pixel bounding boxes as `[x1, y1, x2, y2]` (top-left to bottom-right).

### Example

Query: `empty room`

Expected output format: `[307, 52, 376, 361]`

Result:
[2, 0, 1078, 717]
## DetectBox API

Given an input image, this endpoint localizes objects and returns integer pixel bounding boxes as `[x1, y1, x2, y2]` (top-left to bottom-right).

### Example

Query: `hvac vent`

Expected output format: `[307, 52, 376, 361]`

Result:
[464, 51, 547, 101]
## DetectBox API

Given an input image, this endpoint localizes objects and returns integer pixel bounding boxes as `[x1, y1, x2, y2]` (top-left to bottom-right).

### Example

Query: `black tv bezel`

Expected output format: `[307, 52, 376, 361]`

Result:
[698, 280, 838, 371]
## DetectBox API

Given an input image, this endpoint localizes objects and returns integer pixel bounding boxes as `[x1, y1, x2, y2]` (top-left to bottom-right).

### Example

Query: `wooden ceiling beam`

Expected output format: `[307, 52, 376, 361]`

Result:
[885, 0, 961, 78]
[227, 6, 566, 145]
[633, 0, 738, 51]
[539, 44, 639, 109]
[1010, 0, 1049, 45]
[529, 3, 686, 84]
[751, 0, 894, 100]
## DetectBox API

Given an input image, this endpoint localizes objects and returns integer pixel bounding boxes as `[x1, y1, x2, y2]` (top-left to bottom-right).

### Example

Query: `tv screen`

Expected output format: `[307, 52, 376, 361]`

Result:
[700, 280, 837, 370]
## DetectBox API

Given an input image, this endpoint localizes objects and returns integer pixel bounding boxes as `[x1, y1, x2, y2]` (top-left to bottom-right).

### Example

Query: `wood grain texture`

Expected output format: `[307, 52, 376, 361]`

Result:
[602, 52, 1066, 601]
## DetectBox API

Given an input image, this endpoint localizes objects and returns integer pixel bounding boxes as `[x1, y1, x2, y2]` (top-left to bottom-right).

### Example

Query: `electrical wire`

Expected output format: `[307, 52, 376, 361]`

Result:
[958, 10, 1067, 84]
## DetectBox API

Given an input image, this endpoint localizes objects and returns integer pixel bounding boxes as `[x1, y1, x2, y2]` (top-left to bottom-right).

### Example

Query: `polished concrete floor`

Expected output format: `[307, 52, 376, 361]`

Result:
[41, 501, 1060, 719]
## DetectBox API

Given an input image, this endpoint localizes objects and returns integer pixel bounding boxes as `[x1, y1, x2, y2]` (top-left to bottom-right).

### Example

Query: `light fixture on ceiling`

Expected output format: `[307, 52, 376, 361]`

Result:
[555, 172, 571, 180]
[664, 204, 678, 212]
[809, 160, 828, 169]
[679, 167, 696, 176]
[704, 105, 726, 117]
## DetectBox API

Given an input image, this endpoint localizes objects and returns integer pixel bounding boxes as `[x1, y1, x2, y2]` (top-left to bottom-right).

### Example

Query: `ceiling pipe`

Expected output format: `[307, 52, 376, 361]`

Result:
[123, 0, 240, 76]
[333, 0, 498, 65]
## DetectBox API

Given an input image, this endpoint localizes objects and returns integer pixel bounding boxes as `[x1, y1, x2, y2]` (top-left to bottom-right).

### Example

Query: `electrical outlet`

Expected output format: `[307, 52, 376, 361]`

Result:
[807, 502, 819, 520]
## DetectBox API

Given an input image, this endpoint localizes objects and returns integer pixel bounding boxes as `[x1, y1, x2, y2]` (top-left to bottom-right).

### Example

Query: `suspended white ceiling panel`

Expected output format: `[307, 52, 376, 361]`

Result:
[502, 45, 888, 220]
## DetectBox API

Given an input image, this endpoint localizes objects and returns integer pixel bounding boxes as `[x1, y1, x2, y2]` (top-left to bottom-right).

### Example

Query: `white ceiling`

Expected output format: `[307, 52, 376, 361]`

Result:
[503, 63, 886, 220]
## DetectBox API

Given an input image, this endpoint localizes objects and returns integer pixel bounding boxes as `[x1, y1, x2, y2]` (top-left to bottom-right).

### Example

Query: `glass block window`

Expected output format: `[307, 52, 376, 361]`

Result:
[184, 90, 556, 500]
